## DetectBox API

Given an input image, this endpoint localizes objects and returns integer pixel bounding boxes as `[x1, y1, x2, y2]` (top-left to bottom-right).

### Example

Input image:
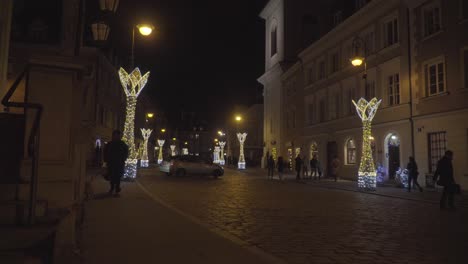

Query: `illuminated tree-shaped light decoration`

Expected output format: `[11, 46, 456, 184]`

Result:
[352, 98, 382, 190]
[182, 148, 189, 155]
[157, 140, 165, 164]
[170, 145, 176, 156]
[213, 146, 220, 164]
[219, 141, 226, 165]
[119, 67, 150, 179]
[140, 128, 152, 167]
[237, 133, 247, 169]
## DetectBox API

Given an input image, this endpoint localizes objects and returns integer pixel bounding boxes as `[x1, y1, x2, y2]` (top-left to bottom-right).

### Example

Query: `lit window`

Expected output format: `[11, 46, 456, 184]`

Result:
[423, 5, 441, 37]
[388, 73, 400, 105]
[346, 138, 357, 165]
[383, 18, 398, 47]
[425, 61, 445, 96]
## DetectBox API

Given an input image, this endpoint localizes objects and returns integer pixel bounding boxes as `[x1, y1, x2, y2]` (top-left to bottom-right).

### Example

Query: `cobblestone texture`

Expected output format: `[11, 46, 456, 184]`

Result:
[138, 168, 468, 264]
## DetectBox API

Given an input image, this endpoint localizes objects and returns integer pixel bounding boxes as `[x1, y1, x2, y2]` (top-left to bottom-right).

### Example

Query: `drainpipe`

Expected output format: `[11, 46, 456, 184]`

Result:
[406, 8, 415, 158]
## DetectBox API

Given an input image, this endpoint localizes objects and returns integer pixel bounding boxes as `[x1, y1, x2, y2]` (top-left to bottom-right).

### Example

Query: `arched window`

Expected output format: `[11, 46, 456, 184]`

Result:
[270, 21, 278, 57]
[345, 138, 357, 165]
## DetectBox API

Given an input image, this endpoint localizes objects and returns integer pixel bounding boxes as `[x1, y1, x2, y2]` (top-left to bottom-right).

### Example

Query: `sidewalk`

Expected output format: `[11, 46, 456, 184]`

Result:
[81, 177, 280, 264]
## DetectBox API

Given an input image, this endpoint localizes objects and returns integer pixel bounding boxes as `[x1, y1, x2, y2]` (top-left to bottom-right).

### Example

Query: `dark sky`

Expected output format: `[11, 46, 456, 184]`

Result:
[113, 0, 267, 126]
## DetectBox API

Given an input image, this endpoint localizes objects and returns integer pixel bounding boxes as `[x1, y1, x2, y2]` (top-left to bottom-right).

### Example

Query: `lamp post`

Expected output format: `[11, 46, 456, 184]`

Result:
[350, 36, 381, 190]
[130, 24, 155, 69]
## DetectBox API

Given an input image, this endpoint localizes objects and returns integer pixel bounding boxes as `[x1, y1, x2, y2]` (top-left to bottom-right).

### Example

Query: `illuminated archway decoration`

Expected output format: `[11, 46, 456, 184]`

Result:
[119, 67, 150, 179]
[170, 145, 176, 156]
[352, 97, 382, 190]
[140, 128, 152, 167]
[157, 140, 165, 164]
[213, 146, 220, 164]
[219, 141, 226, 165]
[237, 133, 247, 169]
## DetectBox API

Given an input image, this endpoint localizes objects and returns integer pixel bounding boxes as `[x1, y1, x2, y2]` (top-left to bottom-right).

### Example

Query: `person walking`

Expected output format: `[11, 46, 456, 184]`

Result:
[295, 155, 302, 180]
[310, 154, 318, 180]
[302, 155, 309, 179]
[104, 130, 129, 195]
[267, 155, 275, 179]
[406, 156, 423, 192]
[277, 156, 284, 181]
[331, 155, 340, 182]
[433, 150, 456, 210]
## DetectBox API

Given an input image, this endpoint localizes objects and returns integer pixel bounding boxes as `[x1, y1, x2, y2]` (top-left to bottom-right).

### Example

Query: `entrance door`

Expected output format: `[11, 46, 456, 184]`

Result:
[388, 145, 400, 179]
[327, 141, 338, 177]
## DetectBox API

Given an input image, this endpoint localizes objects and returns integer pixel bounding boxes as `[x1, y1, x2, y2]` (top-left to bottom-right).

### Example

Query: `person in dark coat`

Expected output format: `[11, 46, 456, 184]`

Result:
[295, 155, 302, 180]
[406, 156, 423, 192]
[267, 155, 275, 179]
[310, 154, 319, 180]
[433, 150, 456, 210]
[277, 156, 284, 181]
[104, 130, 129, 195]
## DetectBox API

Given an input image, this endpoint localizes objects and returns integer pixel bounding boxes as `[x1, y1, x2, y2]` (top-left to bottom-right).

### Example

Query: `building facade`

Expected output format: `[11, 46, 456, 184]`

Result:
[259, 0, 468, 188]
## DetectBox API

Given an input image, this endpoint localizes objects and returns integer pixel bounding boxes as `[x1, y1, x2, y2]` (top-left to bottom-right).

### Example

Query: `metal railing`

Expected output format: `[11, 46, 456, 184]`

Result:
[2, 63, 82, 225]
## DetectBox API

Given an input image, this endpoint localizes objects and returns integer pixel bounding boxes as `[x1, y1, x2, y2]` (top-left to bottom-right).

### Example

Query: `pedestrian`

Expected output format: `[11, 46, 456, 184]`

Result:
[302, 155, 309, 179]
[295, 155, 302, 180]
[104, 130, 129, 195]
[433, 150, 458, 210]
[267, 155, 275, 179]
[310, 154, 318, 180]
[277, 156, 284, 181]
[406, 156, 423, 192]
[331, 155, 340, 182]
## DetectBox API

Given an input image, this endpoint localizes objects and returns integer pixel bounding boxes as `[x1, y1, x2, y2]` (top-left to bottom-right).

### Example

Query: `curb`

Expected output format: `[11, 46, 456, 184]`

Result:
[135, 180, 288, 264]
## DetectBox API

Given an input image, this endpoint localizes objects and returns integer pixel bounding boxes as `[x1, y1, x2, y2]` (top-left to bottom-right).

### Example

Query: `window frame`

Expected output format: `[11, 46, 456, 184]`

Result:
[387, 73, 400, 106]
[427, 131, 447, 173]
[422, 2, 442, 38]
[424, 57, 446, 96]
[382, 16, 399, 48]
[345, 138, 357, 165]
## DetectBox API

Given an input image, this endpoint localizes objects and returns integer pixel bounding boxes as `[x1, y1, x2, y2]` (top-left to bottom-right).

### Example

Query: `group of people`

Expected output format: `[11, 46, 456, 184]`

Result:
[266, 154, 341, 182]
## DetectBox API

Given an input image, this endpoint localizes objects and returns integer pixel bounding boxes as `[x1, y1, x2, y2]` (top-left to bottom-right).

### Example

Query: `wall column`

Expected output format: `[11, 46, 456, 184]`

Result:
[0, 0, 13, 106]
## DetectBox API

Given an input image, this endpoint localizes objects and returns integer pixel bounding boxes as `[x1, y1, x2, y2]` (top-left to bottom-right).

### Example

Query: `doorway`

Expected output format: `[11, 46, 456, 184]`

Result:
[385, 133, 400, 180]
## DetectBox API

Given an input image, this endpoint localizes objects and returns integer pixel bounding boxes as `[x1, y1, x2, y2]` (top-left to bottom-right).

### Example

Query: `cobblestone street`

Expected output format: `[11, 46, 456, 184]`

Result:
[138, 167, 468, 264]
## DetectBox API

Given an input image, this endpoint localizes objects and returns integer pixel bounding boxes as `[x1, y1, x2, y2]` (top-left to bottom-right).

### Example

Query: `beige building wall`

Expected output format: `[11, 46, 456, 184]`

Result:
[0, 0, 13, 104]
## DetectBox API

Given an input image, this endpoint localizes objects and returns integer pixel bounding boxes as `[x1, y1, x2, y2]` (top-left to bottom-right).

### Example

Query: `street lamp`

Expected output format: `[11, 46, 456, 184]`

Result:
[146, 113, 154, 118]
[235, 115, 242, 122]
[350, 36, 367, 79]
[130, 23, 155, 69]
[161, 128, 166, 133]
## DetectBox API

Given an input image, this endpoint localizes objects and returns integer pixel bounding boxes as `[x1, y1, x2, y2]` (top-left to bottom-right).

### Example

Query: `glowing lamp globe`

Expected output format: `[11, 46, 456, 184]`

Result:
[137, 24, 154, 36]
[351, 57, 364, 67]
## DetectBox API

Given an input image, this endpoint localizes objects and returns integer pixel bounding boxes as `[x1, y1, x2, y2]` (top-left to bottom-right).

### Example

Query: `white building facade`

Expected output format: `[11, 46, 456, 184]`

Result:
[259, 0, 468, 188]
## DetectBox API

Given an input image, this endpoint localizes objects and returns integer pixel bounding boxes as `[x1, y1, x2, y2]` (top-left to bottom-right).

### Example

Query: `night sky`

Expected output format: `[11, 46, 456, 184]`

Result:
[112, 0, 267, 126]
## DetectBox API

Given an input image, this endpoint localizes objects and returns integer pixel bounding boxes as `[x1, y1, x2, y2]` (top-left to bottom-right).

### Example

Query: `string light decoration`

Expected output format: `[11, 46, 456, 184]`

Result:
[170, 145, 176, 156]
[219, 141, 226, 165]
[352, 97, 382, 190]
[119, 67, 150, 179]
[157, 140, 165, 164]
[213, 146, 220, 164]
[237, 133, 247, 169]
[182, 148, 189, 155]
[140, 128, 152, 167]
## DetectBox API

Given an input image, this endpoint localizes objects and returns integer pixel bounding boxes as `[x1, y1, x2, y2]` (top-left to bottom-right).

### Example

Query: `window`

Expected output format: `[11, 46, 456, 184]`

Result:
[383, 18, 398, 47]
[364, 31, 375, 56]
[307, 67, 314, 84]
[307, 103, 314, 125]
[427, 132, 447, 173]
[388, 73, 400, 105]
[346, 138, 357, 165]
[319, 99, 326, 122]
[425, 61, 445, 96]
[331, 53, 339, 73]
[464, 49, 468, 88]
[423, 5, 441, 37]
[318, 61, 326, 80]
[271, 27, 277, 56]
[365, 80, 376, 99]
[333, 11, 343, 26]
